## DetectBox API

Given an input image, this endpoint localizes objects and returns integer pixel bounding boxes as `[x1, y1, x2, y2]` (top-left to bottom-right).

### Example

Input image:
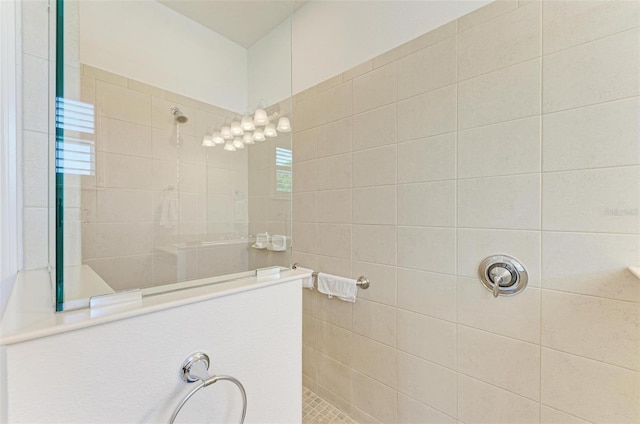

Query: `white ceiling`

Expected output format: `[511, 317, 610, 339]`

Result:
[158, 0, 307, 48]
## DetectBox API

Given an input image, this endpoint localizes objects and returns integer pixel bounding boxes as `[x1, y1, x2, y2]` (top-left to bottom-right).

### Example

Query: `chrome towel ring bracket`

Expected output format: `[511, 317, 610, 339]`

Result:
[169, 352, 247, 424]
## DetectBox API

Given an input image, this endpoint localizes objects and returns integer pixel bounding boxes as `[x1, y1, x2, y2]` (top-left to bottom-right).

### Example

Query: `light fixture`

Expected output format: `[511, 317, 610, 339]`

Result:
[221, 126, 232, 140]
[224, 141, 236, 151]
[212, 131, 225, 145]
[276, 116, 291, 133]
[253, 108, 269, 126]
[232, 137, 245, 149]
[264, 123, 277, 138]
[241, 115, 255, 131]
[243, 133, 255, 144]
[230, 121, 244, 136]
[252, 128, 265, 142]
[202, 134, 214, 147]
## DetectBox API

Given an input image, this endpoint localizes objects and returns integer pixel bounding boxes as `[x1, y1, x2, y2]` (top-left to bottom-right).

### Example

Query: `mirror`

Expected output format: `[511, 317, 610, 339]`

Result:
[55, 0, 295, 311]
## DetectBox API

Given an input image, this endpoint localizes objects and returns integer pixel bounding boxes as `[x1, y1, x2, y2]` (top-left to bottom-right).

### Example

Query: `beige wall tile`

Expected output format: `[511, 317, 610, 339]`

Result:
[542, 98, 640, 172]
[98, 117, 152, 158]
[96, 223, 153, 258]
[398, 85, 457, 141]
[541, 348, 640, 423]
[353, 63, 397, 114]
[292, 192, 317, 223]
[458, 326, 541, 400]
[343, 60, 373, 81]
[23, 207, 49, 269]
[292, 128, 317, 163]
[316, 82, 353, 126]
[351, 261, 397, 307]
[319, 322, 352, 366]
[353, 186, 396, 225]
[317, 189, 351, 224]
[398, 310, 457, 369]
[458, 58, 540, 130]
[23, 54, 49, 133]
[96, 189, 153, 223]
[458, 374, 540, 424]
[543, 28, 639, 113]
[543, 0, 640, 54]
[292, 222, 317, 254]
[82, 65, 128, 87]
[398, 352, 457, 417]
[458, 277, 540, 343]
[542, 167, 639, 234]
[458, 116, 541, 179]
[542, 232, 639, 302]
[352, 371, 398, 423]
[352, 145, 397, 187]
[352, 224, 396, 266]
[303, 313, 320, 350]
[398, 36, 456, 99]
[303, 345, 319, 382]
[397, 133, 456, 183]
[100, 153, 153, 190]
[353, 299, 397, 347]
[458, 174, 540, 230]
[458, 2, 540, 80]
[317, 223, 351, 259]
[96, 81, 151, 126]
[22, 0, 49, 59]
[542, 290, 639, 370]
[398, 181, 455, 227]
[318, 153, 352, 190]
[541, 406, 590, 424]
[318, 354, 353, 403]
[397, 227, 456, 274]
[316, 74, 344, 93]
[398, 394, 456, 424]
[292, 160, 317, 192]
[351, 335, 397, 388]
[397, 268, 457, 322]
[352, 104, 397, 151]
[316, 384, 352, 416]
[317, 118, 352, 158]
[458, 0, 518, 32]
[457, 228, 541, 287]
[294, 95, 319, 131]
[22, 131, 49, 208]
[94, 254, 153, 290]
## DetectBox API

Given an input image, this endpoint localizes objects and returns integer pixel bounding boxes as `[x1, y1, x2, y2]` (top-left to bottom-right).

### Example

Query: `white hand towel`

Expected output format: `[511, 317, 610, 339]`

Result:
[295, 267, 315, 289]
[317, 272, 358, 303]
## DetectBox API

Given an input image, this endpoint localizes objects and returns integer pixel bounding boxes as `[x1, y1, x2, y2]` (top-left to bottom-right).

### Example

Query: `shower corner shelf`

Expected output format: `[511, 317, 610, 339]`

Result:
[628, 266, 640, 280]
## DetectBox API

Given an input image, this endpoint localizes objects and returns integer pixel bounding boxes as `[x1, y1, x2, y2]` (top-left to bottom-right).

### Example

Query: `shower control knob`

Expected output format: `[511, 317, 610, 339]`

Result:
[479, 255, 528, 298]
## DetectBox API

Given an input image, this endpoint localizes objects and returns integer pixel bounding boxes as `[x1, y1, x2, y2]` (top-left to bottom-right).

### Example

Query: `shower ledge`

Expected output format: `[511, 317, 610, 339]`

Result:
[628, 266, 640, 280]
[0, 267, 311, 346]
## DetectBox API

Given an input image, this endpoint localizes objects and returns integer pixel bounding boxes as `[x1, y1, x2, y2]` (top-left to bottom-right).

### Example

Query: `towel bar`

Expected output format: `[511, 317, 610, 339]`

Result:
[169, 352, 247, 424]
[292, 263, 370, 289]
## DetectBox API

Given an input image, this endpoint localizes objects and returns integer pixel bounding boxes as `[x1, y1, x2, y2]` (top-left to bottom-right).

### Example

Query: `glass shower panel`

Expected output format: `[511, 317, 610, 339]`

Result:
[56, 0, 292, 310]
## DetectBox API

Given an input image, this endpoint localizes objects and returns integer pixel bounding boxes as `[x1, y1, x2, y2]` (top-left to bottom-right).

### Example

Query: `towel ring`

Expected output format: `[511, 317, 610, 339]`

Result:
[169, 353, 247, 424]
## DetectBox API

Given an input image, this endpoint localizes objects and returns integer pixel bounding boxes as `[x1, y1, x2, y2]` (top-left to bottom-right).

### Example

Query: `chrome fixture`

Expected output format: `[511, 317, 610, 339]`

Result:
[292, 263, 370, 289]
[169, 352, 247, 424]
[170, 106, 188, 123]
[478, 254, 528, 297]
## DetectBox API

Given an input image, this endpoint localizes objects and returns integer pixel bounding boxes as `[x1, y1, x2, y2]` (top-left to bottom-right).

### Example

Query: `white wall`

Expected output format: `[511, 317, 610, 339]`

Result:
[248, 0, 490, 103]
[79, 0, 248, 113]
[248, 17, 292, 110]
[3, 279, 301, 423]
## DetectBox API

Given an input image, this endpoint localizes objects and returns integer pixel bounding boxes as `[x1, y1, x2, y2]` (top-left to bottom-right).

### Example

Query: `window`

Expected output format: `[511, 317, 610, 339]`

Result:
[55, 97, 95, 176]
[275, 147, 292, 193]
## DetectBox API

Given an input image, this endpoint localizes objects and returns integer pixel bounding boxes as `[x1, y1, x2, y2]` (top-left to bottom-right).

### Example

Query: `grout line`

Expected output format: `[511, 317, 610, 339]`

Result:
[539, 1, 545, 416]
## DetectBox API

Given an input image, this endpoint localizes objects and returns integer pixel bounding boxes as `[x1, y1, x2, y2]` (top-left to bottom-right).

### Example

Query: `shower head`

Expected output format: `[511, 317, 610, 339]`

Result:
[170, 106, 188, 123]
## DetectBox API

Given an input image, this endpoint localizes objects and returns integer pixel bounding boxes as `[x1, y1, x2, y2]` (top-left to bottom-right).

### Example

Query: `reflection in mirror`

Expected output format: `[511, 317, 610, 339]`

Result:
[56, 0, 293, 310]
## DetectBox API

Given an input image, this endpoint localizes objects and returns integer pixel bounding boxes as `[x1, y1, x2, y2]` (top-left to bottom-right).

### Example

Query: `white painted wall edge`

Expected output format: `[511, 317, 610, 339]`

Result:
[0, 0, 23, 317]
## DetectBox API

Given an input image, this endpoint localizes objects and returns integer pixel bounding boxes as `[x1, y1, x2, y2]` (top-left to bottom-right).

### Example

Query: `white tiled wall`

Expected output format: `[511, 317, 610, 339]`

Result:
[294, 1, 640, 422]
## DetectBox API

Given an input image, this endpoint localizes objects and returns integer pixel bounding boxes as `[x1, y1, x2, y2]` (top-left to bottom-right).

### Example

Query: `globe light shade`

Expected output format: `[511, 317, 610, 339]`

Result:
[253, 108, 269, 126]
[243, 133, 255, 144]
[252, 128, 266, 142]
[202, 134, 214, 147]
[276, 116, 291, 132]
[221, 126, 232, 140]
[264, 123, 278, 138]
[230, 121, 244, 136]
[224, 141, 236, 151]
[232, 137, 245, 149]
[212, 132, 225, 145]
[241, 115, 255, 131]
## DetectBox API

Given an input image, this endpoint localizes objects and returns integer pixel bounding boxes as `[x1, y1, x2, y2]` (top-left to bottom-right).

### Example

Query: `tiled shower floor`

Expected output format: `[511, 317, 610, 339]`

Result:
[302, 387, 358, 424]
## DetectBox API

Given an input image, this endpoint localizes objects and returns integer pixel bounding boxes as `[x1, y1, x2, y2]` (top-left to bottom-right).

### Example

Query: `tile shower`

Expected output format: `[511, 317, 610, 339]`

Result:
[292, 1, 639, 423]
